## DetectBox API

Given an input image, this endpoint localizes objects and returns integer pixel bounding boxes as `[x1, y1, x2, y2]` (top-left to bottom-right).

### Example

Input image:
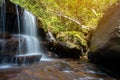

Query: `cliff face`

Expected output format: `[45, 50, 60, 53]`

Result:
[90, 3, 120, 52]
[6, 0, 23, 15]
[88, 3, 120, 75]
[0, 0, 24, 33]
[89, 3, 120, 63]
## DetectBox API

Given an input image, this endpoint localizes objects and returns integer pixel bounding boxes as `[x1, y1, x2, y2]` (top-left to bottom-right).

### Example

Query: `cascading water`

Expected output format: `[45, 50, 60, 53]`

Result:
[15, 4, 21, 55]
[0, 0, 14, 68]
[22, 10, 41, 55]
[21, 10, 48, 61]
[14, 8, 44, 63]
[0, 0, 6, 64]
[0, 0, 47, 68]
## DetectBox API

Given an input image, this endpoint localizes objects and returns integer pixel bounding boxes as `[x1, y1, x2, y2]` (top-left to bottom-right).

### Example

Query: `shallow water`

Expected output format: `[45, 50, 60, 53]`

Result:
[0, 59, 117, 80]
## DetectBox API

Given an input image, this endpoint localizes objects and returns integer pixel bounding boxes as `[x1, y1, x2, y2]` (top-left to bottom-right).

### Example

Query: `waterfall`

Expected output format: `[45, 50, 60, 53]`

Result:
[0, 0, 47, 67]
[14, 9, 45, 62]
[22, 10, 41, 54]
[21, 10, 49, 61]
[0, 0, 6, 63]
[15, 4, 21, 55]
[19, 10, 42, 55]
[0, 0, 53, 67]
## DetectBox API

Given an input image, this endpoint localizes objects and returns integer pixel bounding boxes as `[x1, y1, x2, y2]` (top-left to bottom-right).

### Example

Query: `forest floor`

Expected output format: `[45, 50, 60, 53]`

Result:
[0, 59, 116, 80]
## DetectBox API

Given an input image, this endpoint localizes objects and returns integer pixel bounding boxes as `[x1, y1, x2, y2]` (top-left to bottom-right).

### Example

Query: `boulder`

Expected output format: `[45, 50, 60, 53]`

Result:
[47, 41, 82, 59]
[89, 3, 120, 74]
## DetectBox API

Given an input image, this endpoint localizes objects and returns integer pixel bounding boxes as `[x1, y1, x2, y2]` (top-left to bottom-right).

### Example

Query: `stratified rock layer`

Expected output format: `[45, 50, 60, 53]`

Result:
[0, 33, 26, 63]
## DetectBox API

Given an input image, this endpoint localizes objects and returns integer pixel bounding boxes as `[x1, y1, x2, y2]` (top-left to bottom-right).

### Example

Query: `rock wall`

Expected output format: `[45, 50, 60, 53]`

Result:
[88, 4, 120, 75]
[0, 32, 26, 63]
[6, 0, 23, 15]
[89, 3, 120, 59]
[89, 3, 120, 74]
[0, 0, 24, 33]
[90, 3, 120, 52]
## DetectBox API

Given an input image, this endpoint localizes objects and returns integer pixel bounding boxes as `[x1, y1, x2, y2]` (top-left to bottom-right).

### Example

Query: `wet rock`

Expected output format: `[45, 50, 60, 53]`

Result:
[14, 55, 42, 64]
[0, 0, 24, 34]
[37, 18, 46, 41]
[37, 27, 46, 41]
[6, 0, 23, 15]
[47, 42, 81, 59]
[4, 59, 115, 80]
[0, 34, 26, 63]
[0, 32, 12, 39]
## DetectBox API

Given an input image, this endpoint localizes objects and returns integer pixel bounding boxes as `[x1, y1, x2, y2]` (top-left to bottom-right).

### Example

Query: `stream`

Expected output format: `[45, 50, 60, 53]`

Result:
[0, 59, 117, 80]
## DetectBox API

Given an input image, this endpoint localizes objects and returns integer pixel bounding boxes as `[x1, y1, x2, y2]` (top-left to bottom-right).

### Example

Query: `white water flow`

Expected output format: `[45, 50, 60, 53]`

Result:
[0, 0, 6, 63]
[22, 10, 52, 61]
[15, 5, 21, 55]
[23, 10, 41, 54]
[22, 10, 47, 60]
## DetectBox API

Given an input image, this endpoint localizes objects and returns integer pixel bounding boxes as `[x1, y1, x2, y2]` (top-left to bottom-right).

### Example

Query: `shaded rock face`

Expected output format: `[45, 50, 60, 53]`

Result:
[0, 33, 43, 64]
[89, 3, 120, 75]
[0, 32, 12, 39]
[90, 3, 120, 51]
[6, 0, 23, 15]
[0, 0, 23, 34]
[37, 27, 46, 41]
[47, 42, 81, 59]
[0, 33, 26, 63]
[89, 3, 120, 59]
